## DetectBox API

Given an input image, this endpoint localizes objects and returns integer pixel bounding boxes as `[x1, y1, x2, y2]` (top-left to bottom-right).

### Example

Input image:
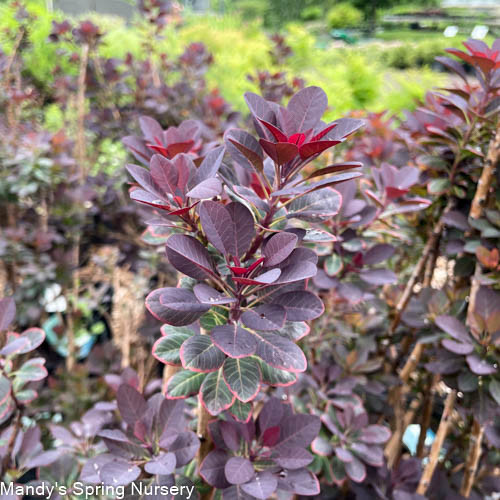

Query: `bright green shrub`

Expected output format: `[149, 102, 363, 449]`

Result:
[300, 6, 323, 21]
[171, 14, 272, 110]
[0, 1, 76, 86]
[377, 68, 445, 113]
[326, 2, 363, 29]
[284, 25, 380, 116]
[232, 0, 268, 20]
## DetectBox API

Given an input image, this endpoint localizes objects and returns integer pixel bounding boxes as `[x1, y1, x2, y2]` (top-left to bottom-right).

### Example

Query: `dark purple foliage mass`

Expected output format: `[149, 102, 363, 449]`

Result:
[200, 398, 321, 498]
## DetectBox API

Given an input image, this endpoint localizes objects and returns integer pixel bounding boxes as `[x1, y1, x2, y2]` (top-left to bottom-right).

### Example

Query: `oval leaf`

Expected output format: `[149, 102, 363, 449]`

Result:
[211, 324, 257, 358]
[223, 357, 261, 403]
[180, 335, 225, 373]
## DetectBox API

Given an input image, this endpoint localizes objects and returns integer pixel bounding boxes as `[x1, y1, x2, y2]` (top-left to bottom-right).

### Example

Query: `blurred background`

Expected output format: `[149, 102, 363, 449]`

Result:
[2, 0, 499, 118]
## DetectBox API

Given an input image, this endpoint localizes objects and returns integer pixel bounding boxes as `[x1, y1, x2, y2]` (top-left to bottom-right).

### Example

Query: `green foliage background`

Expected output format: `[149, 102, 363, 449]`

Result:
[0, 0, 459, 129]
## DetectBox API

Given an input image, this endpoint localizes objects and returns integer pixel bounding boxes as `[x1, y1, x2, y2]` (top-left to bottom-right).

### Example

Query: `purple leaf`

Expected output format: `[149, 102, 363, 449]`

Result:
[254, 332, 306, 372]
[169, 431, 200, 466]
[442, 339, 474, 355]
[311, 436, 333, 456]
[123, 135, 150, 165]
[435, 316, 471, 343]
[304, 162, 363, 180]
[146, 288, 210, 327]
[223, 357, 261, 403]
[241, 304, 286, 331]
[144, 452, 176, 475]
[275, 446, 313, 469]
[277, 468, 320, 496]
[359, 425, 391, 444]
[200, 450, 232, 488]
[220, 420, 241, 451]
[244, 92, 275, 137]
[225, 129, 264, 172]
[17, 328, 45, 354]
[49, 424, 78, 447]
[130, 188, 170, 209]
[199, 201, 236, 256]
[351, 442, 385, 466]
[126, 163, 165, 201]
[187, 178, 222, 199]
[200, 370, 235, 416]
[226, 202, 255, 258]
[425, 356, 463, 375]
[442, 210, 470, 231]
[232, 185, 268, 213]
[0, 336, 30, 356]
[99, 429, 142, 459]
[337, 282, 364, 303]
[325, 118, 364, 140]
[139, 116, 163, 143]
[80, 454, 115, 484]
[260, 140, 298, 165]
[345, 455, 367, 482]
[276, 172, 361, 197]
[359, 269, 397, 285]
[275, 261, 317, 284]
[193, 284, 237, 305]
[191, 146, 225, 186]
[473, 286, 500, 329]
[435, 56, 469, 82]
[275, 414, 320, 449]
[258, 118, 288, 142]
[466, 354, 497, 375]
[299, 140, 341, 160]
[24, 449, 61, 468]
[100, 459, 141, 486]
[0, 298, 15, 331]
[211, 324, 257, 358]
[288, 86, 327, 132]
[278, 246, 318, 267]
[222, 485, 254, 500]
[241, 471, 278, 500]
[274, 291, 324, 321]
[166, 234, 215, 280]
[363, 244, 396, 266]
[263, 233, 298, 267]
[180, 335, 225, 373]
[117, 384, 147, 426]
[287, 188, 341, 222]
[224, 457, 255, 485]
[150, 155, 179, 196]
[258, 398, 284, 433]
[335, 447, 354, 463]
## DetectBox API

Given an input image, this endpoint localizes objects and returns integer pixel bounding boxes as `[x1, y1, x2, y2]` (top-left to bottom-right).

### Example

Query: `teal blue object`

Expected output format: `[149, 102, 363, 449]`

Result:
[42, 314, 96, 359]
[330, 29, 357, 44]
[403, 424, 436, 455]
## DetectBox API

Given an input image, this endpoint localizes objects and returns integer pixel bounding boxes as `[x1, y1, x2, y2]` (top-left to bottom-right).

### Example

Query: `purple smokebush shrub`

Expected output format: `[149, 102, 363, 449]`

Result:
[126, 86, 364, 418]
[81, 384, 200, 493]
[200, 398, 321, 498]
